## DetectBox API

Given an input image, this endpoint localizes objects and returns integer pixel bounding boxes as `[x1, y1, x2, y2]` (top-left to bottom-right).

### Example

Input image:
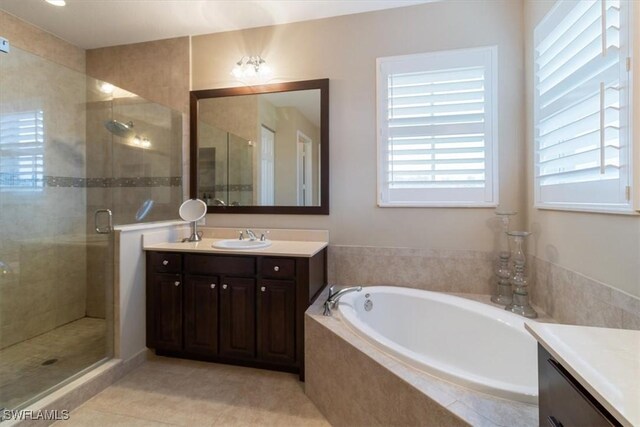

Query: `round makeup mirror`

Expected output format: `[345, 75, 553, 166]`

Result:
[179, 199, 207, 222]
[179, 199, 207, 242]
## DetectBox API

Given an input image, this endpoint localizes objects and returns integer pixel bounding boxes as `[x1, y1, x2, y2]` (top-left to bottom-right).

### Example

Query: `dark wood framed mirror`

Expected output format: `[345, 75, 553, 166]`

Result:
[190, 79, 329, 215]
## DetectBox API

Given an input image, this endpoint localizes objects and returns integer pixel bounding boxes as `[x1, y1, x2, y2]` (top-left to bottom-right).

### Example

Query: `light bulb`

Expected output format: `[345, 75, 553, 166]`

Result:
[132, 136, 142, 145]
[258, 64, 271, 77]
[141, 138, 151, 148]
[231, 66, 243, 78]
[45, 0, 66, 6]
[99, 82, 114, 94]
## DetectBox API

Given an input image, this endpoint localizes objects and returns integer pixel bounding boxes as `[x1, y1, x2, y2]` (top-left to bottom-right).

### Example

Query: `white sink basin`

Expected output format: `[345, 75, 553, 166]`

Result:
[212, 239, 272, 250]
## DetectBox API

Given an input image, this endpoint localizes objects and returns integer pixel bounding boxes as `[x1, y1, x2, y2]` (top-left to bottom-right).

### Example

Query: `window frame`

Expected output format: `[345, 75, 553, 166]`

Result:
[533, 0, 636, 215]
[376, 46, 499, 208]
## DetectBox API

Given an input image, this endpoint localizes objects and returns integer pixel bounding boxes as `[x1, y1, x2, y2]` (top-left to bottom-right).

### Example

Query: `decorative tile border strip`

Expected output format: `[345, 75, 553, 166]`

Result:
[36, 176, 181, 188]
[201, 184, 253, 192]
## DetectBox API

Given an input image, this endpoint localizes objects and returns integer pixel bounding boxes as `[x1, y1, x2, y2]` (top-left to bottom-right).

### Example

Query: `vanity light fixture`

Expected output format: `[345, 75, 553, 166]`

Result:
[45, 0, 66, 6]
[131, 136, 151, 148]
[231, 56, 271, 79]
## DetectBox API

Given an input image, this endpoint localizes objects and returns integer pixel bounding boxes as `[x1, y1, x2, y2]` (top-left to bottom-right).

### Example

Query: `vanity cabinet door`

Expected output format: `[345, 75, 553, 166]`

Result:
[184, 276, 219, 355]
[538, 345, 619, 427]
[152, 273, 183, 351]
[220, 277, 256, 359]
[257, 280, 296, 364]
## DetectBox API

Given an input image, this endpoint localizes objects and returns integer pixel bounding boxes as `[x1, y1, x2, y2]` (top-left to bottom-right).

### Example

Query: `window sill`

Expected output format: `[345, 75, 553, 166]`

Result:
[378, 202, 499, 208]
[535, 203, 639, 216]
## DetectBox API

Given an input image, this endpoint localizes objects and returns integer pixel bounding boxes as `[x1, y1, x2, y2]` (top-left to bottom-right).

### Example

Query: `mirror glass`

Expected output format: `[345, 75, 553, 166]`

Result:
[179, 199, 207, 222]
[191, 79, 328, 214]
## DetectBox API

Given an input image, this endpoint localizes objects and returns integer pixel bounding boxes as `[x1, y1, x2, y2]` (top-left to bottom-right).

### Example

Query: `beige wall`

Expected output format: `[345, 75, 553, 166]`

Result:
[86, 37, 190, 114]
[0, 9, 85, 73]
[273, 106, 320, 205]
[191, 0, 526, 252]
[524, 1, 640, 298]
[199, 96, 259, 143]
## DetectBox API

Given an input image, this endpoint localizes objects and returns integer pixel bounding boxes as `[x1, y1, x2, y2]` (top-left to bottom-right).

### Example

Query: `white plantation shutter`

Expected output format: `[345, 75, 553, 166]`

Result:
[0, 110, 44, 190]
[377, 47, 498, 207]
[534, 0, 632, 212]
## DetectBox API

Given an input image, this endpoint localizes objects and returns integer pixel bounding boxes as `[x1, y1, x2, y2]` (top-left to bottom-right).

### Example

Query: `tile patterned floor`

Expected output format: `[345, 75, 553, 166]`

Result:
[56, 356, 330, 427]
[0, 317, 106, 410]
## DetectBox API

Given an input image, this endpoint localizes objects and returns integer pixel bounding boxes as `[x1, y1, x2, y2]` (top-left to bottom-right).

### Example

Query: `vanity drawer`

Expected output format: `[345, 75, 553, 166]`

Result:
[149, 252, 182, 274]
[538, 345, 619, 427]
[185, 254, 256, 276]
[261, 258, 296, 278]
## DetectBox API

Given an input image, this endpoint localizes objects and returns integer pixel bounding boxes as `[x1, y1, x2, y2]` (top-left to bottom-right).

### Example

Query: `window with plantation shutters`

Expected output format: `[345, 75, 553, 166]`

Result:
[377, 47, 498, 207]
[534, 0, 632, 212]
[0, 110, 44, 191]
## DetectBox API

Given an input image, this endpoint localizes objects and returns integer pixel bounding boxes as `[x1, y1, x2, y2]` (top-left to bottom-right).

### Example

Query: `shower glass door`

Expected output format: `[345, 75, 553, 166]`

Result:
[0, 43, 182, 411]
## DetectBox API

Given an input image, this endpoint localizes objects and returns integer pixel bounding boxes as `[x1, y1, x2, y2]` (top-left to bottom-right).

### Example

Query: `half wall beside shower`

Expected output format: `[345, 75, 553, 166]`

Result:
[0, 43, 183, 410]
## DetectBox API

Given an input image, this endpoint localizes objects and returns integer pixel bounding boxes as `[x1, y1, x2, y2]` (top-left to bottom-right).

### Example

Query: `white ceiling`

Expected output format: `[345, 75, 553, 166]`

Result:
[0, 0, 433, 49]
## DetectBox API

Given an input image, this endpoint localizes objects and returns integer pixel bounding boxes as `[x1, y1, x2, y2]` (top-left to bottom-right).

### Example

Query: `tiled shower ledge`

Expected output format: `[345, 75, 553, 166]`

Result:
[307, 288, 552, 427]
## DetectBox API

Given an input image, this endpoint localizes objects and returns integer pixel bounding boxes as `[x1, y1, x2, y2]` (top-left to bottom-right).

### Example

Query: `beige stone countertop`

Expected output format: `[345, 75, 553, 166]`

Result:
[525, 323, 640, 427]
[143, 238, 328, 258]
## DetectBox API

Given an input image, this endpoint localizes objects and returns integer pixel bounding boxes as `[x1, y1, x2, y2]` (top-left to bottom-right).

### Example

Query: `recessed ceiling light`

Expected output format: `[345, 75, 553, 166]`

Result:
[45, 0, 66, 6]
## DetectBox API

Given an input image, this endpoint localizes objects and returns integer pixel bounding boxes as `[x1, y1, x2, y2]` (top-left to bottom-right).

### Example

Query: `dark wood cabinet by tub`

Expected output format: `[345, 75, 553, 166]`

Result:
[146, 249, 326, 380]
[538, 344, 622, 427]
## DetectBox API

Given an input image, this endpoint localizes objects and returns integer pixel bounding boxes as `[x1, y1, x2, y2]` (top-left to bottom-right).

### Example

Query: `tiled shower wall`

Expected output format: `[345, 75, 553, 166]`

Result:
[0, 23, 88, 349]
[84, 37, 189, 318]
[328, 245, 640, 330]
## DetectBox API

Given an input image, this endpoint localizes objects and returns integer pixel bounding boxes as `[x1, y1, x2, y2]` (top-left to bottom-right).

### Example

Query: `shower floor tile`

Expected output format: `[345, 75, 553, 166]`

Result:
[59, 356, 330, 426]
[0, 317, 106, 410]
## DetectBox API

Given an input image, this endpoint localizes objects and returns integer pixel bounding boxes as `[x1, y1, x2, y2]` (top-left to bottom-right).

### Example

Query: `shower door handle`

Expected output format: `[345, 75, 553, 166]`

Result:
[95, 209, 113, 234]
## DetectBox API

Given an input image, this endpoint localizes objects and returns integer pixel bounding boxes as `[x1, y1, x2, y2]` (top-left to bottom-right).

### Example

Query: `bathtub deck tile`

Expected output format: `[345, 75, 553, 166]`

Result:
[446, 401, 501, 427]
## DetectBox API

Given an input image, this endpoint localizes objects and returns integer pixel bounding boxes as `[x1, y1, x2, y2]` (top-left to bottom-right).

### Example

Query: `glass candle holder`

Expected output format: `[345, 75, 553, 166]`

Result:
[504, 231, 537, 318]
[491, 211, 516, 305]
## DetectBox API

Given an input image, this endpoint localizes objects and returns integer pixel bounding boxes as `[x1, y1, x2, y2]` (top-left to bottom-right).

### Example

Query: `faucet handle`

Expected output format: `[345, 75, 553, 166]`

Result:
[238, 230, 244, 241]
[260, 230, 270, 241]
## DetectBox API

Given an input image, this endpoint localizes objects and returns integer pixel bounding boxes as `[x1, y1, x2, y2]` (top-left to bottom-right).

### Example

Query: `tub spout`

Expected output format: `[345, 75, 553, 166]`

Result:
[323, 285, 363, 316]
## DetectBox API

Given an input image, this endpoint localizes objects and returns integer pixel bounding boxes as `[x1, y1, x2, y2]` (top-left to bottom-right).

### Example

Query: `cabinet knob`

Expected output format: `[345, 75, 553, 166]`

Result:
[162, 260, 169, 266]
[273, 266, 280, 272]
[210, 284, 216, 289]
[222, 284, 228, 289]
[261, 286, 266, 292]
[174, 281, 180, 287]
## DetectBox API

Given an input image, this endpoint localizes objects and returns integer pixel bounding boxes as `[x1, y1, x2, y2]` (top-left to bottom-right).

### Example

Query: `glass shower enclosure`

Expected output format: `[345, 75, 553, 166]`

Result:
[0, 44, 182, 410]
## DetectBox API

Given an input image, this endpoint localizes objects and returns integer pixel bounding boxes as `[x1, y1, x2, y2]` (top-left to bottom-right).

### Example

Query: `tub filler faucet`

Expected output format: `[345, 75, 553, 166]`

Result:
[323, 285, 363, 316]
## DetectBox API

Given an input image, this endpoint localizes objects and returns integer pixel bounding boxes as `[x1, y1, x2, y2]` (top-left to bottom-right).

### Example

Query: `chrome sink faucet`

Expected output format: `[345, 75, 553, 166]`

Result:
[323, 285, 363, 316]
[245, 229, 258, 241]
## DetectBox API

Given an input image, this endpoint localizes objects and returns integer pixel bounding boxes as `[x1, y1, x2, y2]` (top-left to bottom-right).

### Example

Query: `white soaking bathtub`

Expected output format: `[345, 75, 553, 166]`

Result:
[337, 286, 538, 404]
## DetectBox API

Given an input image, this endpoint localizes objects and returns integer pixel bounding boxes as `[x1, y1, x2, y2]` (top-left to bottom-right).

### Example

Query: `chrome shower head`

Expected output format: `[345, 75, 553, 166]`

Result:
[104, 120, 134, 138]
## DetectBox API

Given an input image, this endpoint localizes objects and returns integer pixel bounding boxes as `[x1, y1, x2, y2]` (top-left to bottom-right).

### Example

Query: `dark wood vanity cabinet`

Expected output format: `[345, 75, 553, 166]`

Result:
[146, 249, 326, 380]
[538, 345, 621, 427]
[258, 279, 296, 364]
[184, 275, 218, 355]
[219, 277, 256, 359]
